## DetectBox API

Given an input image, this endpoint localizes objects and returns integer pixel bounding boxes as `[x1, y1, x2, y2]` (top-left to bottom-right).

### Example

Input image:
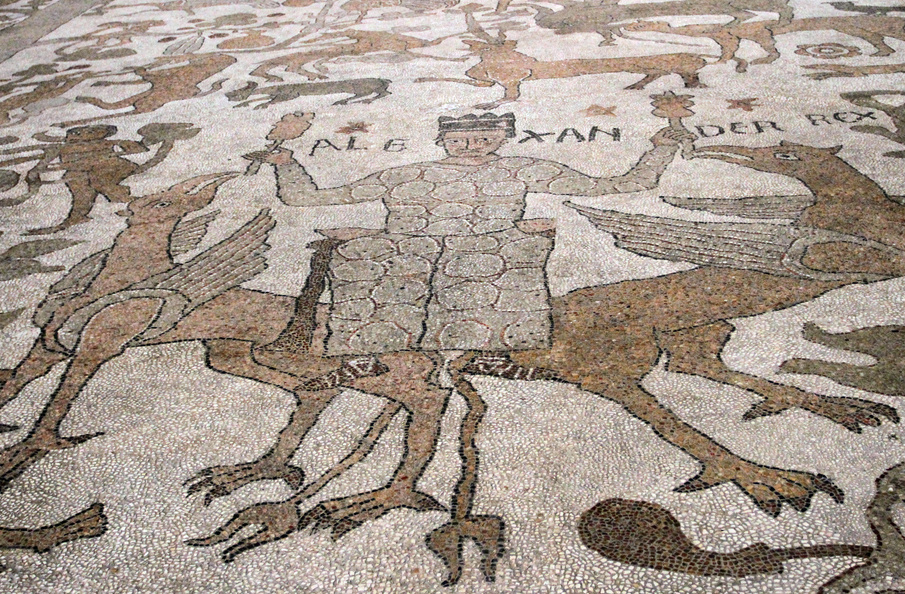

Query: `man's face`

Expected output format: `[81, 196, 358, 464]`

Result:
[441, 130, 508, 157]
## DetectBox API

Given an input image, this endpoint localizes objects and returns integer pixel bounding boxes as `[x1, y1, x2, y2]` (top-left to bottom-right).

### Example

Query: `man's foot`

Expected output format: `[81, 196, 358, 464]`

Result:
[185, 457, 305, 506]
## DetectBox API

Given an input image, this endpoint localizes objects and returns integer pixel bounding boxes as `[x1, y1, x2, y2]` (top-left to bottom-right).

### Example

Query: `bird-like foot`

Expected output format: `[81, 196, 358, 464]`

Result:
[299, 485, 446, 540]
[186, 500, 301, 563]
[675, 456, 844, 517]
[186, 486, 446, 563]
[0, 431, 102, 492]
[426, 515, 505, 586]
[185, 457, 305, 506]
[0, 503, 107, 551]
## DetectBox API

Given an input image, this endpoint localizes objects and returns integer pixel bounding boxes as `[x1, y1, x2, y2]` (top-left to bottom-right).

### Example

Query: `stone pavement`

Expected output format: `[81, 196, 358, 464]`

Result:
[0, 1, 903, 592]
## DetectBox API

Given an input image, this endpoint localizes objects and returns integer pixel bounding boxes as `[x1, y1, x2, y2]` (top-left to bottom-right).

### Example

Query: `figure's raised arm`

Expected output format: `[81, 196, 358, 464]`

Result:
[244, 147, 387, 207]
[528, 126, 694, 197]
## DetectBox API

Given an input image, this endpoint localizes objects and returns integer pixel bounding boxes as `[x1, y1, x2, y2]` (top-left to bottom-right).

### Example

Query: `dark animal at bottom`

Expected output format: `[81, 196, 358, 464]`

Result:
[578, 498, 872, 576]
[579, 457, 905, 592]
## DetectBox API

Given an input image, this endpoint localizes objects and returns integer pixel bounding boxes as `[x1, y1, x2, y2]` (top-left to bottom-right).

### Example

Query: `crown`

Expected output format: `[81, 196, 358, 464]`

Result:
[437, 113, 516, 137]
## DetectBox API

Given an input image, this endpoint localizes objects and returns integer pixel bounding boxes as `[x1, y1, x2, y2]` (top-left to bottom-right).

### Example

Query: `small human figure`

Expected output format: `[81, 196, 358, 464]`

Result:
[0, 124, 194, 234]
[33, 125, 146, 234]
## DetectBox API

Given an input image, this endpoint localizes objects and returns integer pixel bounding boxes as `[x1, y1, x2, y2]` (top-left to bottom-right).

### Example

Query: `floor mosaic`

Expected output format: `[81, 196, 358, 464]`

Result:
[0, 0, 904, 592]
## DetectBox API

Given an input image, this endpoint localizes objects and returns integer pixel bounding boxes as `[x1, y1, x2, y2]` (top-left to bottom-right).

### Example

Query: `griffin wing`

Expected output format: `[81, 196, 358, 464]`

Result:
[169, 209, 220, 259]
[135, 209, 275, 306]
[661, 195, 814, 220]
[568, 202, 800, 276]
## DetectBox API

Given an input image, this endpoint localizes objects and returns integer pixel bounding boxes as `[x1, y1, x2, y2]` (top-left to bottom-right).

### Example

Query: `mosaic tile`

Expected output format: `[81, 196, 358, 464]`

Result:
[0, 1, 903, 592]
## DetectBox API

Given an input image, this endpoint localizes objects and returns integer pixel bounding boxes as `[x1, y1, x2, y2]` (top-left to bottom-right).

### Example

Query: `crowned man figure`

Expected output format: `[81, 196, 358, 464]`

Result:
[247, 113, 691, 361]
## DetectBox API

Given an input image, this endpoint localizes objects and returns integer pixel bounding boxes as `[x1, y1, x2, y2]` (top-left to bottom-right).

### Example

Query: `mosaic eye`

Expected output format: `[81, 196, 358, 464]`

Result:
[774, 152, 799, 160]
[154, 201, 171, 208]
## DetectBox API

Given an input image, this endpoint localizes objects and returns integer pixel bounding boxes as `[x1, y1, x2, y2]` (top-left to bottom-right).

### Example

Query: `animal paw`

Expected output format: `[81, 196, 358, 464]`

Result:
[186, 500, 300, 563]
[426, 515, 505, 586]
[185, 458, 304, 506]
[810, 396, 898, 433]
[299, 486, 446, 540]
[675, 458, 843, 517]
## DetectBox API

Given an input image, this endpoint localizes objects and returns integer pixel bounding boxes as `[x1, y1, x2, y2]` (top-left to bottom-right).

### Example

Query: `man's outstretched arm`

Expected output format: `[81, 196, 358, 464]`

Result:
[530, 127, 694, 196]
[245, 147, 386, 206]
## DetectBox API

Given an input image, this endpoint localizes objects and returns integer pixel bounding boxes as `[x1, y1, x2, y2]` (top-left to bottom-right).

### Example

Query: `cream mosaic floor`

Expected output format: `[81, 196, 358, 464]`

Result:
[0, 1, 904, 592]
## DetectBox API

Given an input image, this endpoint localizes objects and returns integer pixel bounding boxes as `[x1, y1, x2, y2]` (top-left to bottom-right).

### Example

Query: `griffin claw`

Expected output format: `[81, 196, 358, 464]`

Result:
[185, 501, 301, 563]
[675, 463, 844, 518]
[426, 515, 505, 586]
[184, 460, 305, 506]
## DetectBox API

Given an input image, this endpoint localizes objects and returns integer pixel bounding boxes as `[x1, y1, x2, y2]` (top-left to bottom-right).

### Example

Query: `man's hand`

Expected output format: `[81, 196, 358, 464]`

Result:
[651, 127, 696, 147]
[242, 147, 293, 166]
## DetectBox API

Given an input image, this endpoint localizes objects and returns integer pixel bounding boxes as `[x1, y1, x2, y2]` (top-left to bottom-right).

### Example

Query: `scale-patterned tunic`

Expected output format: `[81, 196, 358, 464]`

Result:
[276, 147, 676, 355]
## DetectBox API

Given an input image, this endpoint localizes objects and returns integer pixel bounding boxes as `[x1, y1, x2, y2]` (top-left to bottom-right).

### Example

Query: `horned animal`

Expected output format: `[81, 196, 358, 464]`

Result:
[249, 29, 457, 82]
[66, 53, 235, 126]
[415, 9, 707, 108]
